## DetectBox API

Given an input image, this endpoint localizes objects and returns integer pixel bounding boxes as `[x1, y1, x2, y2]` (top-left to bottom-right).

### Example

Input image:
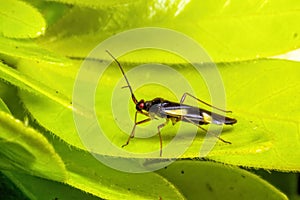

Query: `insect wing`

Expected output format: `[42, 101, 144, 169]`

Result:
[163, 105, 235, 125]
[162, 105, 205, 123]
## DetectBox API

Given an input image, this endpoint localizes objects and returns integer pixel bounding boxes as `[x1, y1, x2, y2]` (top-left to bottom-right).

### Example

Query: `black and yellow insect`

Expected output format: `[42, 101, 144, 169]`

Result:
[106, 50, 237, 156]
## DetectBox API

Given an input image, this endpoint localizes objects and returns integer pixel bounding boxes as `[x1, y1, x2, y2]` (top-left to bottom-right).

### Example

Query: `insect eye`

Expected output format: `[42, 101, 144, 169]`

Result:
[139, 102, 144, 109]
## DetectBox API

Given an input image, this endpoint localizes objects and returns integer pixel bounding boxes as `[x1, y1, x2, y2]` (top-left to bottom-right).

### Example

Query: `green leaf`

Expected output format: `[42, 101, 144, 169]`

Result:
[38, 0, 300, 62]
[58, 144, 184, 199]
[0, 36, 71, 64]
[0, 98, 10, 113]
[0, 172, 28, 200]
[0, 59, 183, 199]
[1, 2, 298, 199]
[8, 132, 185, 199]
[209, 59, 300, 171]
[0, 78, 28, 120]
[2, 171, 102, 200]
[0, 0, 46, 38]
[31, 1, 69, 27]
[16, 56, 300, 171]
[157, 161, 288, 199]
[255, 170, 299, 198]
[48, 0, 136, 9]
[0, 111, 67, 181]
[0, 61, 72, 110]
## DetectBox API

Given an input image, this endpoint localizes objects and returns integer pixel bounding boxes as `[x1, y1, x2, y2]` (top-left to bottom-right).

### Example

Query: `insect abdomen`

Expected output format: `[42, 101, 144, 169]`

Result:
[223, 117, 237, 125]
[202, 111, 237, 125]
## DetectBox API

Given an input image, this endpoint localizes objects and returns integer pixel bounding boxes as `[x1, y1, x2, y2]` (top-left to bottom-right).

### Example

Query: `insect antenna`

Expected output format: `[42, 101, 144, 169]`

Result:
[106, 50, 138, 104]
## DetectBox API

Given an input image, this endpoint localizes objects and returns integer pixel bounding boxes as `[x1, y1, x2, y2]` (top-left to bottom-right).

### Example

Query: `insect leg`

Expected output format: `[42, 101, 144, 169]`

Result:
[182, 116, 231, 144]
[122, 111, 152, 148]
[157, 119, 169, 156]
[180, 92, 232, 113]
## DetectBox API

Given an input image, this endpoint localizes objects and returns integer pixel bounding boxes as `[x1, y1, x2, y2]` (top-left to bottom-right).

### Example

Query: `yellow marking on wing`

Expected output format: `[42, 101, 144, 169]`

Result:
[165, 109, 188, 116]
[202, 112, 212, 123]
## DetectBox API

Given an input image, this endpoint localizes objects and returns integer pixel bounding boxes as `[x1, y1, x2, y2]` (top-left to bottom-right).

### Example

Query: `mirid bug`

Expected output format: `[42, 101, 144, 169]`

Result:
[106, 50, 237, 156]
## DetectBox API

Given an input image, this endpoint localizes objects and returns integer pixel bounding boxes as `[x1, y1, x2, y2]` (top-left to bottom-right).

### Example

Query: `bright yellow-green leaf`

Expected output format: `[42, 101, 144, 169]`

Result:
[1, 1, 298, 199]
[0, 111, 67, 181]
[0, 0, 46, 38]
[0, 61, 182, 199]
[209, 59, 300, 171]
[48, 0, 136, 9]
[0, 61, 72, 110]
[0, 36, 71, 64]
[60, 145, 184, 199]
[157, 161, 288, 199]
[3, 130, 185, 199]
[14, 55, 300, 171]
[38, 0, 300, 62]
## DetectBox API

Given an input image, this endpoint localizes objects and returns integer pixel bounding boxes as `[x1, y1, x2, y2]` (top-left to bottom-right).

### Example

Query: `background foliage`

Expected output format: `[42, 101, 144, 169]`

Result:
[0, 0, 299, 199]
